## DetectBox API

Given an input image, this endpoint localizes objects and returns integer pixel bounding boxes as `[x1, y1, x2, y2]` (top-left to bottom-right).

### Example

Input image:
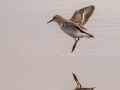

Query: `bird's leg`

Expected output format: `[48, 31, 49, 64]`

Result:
[71, 38, 79, 53]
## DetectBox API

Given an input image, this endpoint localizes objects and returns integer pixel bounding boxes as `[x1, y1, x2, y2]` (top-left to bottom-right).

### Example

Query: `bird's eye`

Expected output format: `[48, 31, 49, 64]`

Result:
[53, 16, 58, 19]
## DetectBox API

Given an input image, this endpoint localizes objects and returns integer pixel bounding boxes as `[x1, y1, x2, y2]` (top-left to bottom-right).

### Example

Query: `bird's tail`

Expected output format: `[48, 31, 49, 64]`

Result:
[84, 33, 94, 38]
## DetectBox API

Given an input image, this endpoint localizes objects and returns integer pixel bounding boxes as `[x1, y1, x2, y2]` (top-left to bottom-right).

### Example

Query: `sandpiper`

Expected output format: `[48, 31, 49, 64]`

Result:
[47, 5, 95, 52]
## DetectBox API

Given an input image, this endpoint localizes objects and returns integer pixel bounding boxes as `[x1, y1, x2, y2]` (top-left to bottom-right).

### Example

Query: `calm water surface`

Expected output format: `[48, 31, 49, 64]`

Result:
[0, 0, 120, 90]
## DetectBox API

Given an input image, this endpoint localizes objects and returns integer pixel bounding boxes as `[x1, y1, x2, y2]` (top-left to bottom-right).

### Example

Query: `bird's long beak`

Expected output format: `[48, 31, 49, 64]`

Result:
[47, 19, 53, 24]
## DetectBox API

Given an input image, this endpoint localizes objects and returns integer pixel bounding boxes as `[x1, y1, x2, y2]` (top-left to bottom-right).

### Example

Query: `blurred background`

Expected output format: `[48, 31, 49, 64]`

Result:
[0, 0, 120, 90]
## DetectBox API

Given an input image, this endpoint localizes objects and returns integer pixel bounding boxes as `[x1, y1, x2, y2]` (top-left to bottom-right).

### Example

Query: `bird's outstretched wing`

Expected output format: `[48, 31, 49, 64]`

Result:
[72, 73, 82, 88]
[70, 5, 95, 26]
[72, 73, 78, 82]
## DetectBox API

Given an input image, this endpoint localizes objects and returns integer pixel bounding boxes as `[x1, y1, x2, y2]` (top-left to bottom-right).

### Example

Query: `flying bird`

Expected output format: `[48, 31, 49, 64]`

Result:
[47, 5, 95, 52]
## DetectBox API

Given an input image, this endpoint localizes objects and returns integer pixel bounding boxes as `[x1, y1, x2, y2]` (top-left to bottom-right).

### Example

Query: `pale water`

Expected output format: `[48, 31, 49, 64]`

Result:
[0, 0, 120, 90]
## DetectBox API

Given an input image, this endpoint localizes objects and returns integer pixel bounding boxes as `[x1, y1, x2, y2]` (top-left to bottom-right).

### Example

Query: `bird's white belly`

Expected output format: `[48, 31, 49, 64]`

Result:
[61, 28, 84, 38]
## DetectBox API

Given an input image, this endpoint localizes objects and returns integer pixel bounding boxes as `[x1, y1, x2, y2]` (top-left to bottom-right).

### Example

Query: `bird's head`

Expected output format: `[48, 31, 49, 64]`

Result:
[47, 15, 62, 23]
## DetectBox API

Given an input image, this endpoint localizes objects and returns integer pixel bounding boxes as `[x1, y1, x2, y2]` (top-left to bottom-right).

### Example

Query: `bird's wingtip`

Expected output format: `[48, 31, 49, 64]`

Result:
[72, 73, 75, 76]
